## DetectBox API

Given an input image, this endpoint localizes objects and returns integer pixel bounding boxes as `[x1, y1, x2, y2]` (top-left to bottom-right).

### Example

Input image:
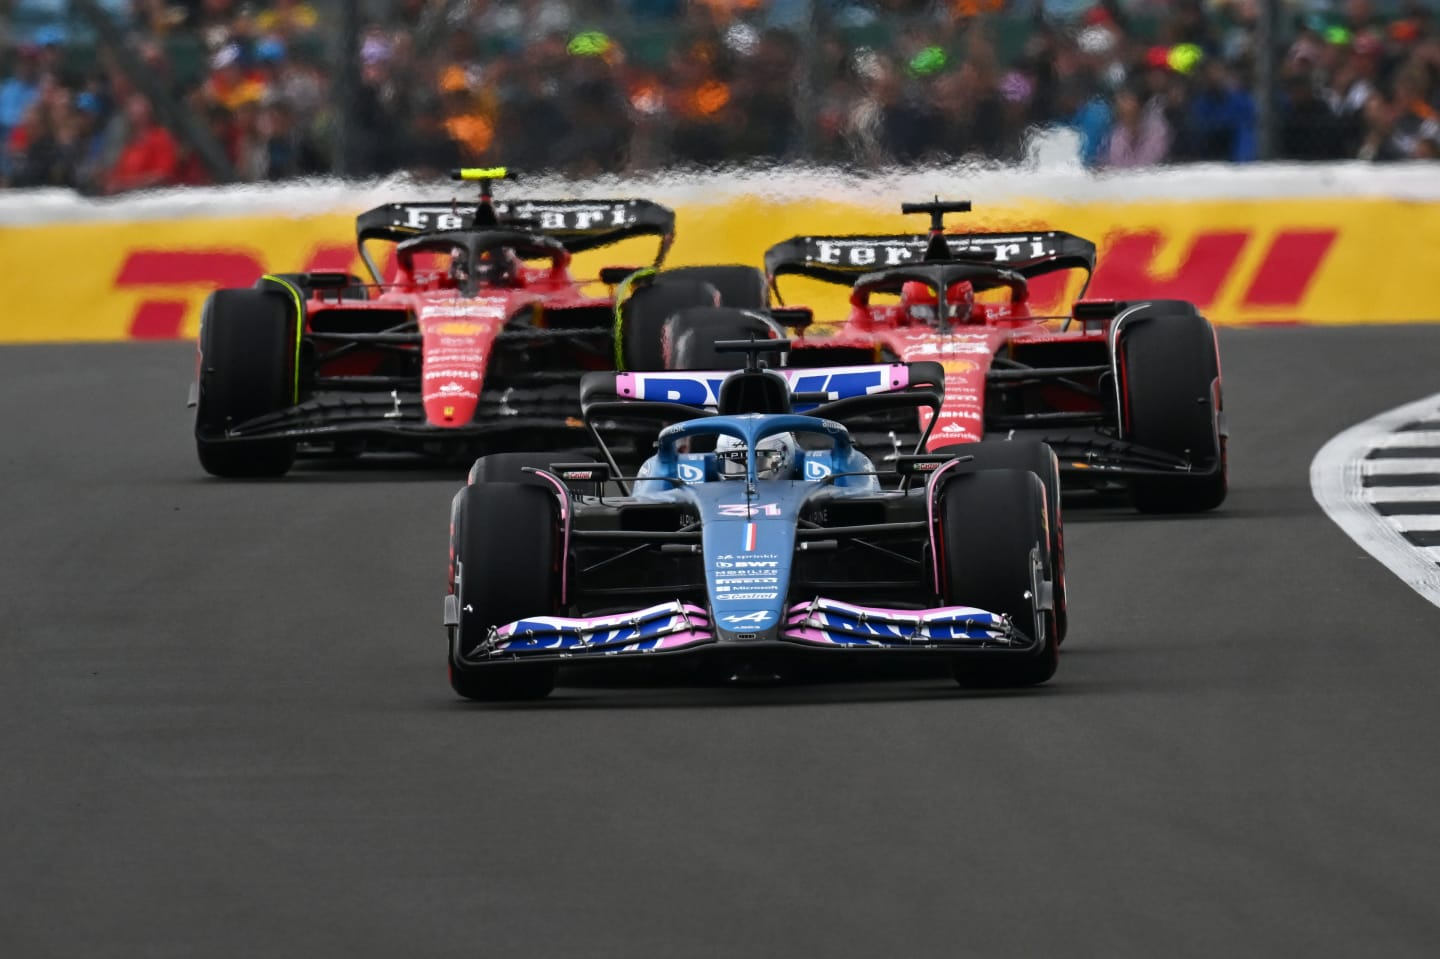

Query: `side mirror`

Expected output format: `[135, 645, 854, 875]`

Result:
[769, 306, 814, 332]
[600, 266, 643, 285]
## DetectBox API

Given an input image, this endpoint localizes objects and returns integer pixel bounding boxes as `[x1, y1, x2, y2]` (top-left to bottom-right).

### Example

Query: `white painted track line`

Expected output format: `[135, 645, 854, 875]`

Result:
[1387, 515, 1440, 532]
[1363, 487, 1440, 503]
[1312, 391, 1440, 609]
[1372, 430, 1440, 448]
[1363, 458, 1440, 475]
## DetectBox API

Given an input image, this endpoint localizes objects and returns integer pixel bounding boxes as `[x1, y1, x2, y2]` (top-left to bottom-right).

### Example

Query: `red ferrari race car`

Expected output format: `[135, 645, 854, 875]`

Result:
[659, 200, 1227, 514]
[189, 167, 769, 477]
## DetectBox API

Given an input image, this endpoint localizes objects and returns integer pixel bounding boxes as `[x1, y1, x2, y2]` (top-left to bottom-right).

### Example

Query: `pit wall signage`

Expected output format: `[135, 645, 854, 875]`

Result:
[2, 196, 1436, 343]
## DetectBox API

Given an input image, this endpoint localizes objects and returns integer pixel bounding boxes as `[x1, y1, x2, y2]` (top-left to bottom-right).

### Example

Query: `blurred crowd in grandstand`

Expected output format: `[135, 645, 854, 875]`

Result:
[1, 0, 1438, 193]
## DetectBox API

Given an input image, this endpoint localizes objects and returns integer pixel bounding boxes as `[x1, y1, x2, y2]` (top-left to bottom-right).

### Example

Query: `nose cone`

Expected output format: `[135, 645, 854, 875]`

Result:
[419, 302, 505, 427]
[422, 375, 481, 426]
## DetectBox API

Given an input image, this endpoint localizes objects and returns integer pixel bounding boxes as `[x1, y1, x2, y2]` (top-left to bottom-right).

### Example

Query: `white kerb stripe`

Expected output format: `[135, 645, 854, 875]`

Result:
[1387, 515, 1440, 532]
[1362, 487, 1440, 503]
[1363, 458, 1440, 475]
[1311, 390, 1440, 609]
[1372, 431, 1440, 448]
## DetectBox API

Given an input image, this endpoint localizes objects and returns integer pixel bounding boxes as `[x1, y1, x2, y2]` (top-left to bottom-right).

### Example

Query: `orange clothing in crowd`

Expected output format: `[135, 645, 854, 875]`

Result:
[444, 112, 494, 157]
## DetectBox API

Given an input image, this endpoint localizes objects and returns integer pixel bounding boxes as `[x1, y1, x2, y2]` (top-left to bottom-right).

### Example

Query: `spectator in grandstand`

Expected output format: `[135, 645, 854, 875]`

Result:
[1102, 82, 1170, 167]
[1355, 89, 1407, 161]
[1279, 70, 1353, 160]
[104, 93, 179, 193]
[0, 47, 44, 180]
[1057, 73, 1112, 167]
[1173, 59, 1256, 162]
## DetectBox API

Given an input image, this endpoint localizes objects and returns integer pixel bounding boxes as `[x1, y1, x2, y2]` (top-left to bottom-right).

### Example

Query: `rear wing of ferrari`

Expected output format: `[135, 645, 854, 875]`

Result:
[763, 231, 1097, 296]
[355, 198, 676, 280]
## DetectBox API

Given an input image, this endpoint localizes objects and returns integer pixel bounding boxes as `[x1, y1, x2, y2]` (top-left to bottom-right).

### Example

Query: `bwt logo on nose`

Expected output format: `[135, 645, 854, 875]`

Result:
[630, 368, 890, 407]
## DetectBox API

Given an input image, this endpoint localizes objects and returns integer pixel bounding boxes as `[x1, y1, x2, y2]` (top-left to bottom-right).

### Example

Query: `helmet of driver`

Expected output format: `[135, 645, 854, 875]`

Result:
[715, 432, 797, 481]
[477, 248, 521, 287]
[900, 280, 975, 325]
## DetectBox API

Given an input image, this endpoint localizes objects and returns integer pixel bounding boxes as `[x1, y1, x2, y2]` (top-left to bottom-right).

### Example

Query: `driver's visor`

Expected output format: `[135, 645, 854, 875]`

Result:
[718, 448, 785, 478]
[908, 304, 966, 321]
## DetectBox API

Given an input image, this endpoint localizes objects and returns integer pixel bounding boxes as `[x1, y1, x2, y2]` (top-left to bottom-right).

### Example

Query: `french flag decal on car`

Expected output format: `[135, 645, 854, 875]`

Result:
[744, 523, 757, 551]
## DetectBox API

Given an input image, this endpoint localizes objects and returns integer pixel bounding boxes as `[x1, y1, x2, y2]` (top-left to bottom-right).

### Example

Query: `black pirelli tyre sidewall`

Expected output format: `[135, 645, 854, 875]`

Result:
[938, 468, 1057, 688]
[619, 277, 721, 371]
[662, 307, 784, 370]
[932, 440, 1066, 645]
[194, 288, 298, 478]
[657, 265, 770, 309]
[1117, 305, 1227, 513]
[449, 482, 559, 701]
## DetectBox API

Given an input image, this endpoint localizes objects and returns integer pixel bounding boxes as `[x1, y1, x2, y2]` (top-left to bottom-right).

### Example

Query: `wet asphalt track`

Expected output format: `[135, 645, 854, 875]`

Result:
[4, 326, 1440, 958]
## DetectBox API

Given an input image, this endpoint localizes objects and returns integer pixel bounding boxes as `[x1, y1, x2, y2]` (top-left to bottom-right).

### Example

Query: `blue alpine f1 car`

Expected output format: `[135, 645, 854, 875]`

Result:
[444, 343, 1063, 700]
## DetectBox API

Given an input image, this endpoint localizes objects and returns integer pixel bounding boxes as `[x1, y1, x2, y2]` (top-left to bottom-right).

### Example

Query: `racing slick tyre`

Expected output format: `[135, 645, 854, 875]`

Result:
[194, 288, 298, 478]
[932, 440, 1067, 645]
[939, 468, 1057, 688]
[448, 483, 559, 701]
[1117, 305, 1227, 513]
[659, 265, 769, 309]
[620, 277, 721, 371]
[662, 307, 785, 370]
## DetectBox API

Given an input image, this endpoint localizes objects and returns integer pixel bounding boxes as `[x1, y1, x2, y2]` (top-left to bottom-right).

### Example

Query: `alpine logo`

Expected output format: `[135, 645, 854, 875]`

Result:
[722, 610, 775, 626]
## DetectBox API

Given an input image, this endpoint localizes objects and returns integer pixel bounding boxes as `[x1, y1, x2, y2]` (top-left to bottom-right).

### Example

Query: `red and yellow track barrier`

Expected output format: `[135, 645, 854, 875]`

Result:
[2, 195, 1437, 343]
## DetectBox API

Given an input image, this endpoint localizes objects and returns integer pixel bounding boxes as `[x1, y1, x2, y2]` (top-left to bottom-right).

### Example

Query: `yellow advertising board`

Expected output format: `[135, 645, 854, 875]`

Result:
[1, 196, 1437, 342]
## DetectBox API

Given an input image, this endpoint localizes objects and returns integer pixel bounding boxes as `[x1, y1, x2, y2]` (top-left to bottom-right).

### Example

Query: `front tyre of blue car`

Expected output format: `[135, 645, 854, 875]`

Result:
[938, 468, 1058, 689]
[447, 482, 559, 702]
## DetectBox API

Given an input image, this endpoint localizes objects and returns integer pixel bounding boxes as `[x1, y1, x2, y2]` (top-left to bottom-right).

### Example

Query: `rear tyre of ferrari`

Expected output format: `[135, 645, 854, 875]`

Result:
[1118, 307, 1227, 513]
[449, 483, 559, 701]
[194, 289, 298, 478]
[620, 278, 720, 371]
[932, 440, 1067, 644]
[938, 469, 1057, 688]
[659, 265, 769, 309]
[662, 307, 784, 370]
